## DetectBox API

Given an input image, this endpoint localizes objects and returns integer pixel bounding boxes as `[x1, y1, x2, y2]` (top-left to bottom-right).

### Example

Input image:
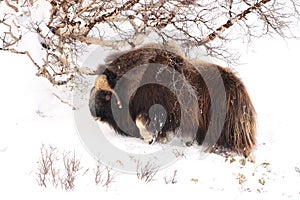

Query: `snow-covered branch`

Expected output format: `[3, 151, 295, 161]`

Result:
[198, 0, 272, 46]
[0, 0, 300, 87]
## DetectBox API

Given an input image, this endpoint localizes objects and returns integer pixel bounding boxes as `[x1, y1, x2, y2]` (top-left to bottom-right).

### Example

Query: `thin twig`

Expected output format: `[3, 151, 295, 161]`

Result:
[52, 93, 78, 110]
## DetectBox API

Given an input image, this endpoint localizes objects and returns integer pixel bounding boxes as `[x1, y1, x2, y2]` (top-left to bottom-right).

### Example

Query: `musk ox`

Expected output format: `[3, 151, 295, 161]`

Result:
[89, 44, 256, 157]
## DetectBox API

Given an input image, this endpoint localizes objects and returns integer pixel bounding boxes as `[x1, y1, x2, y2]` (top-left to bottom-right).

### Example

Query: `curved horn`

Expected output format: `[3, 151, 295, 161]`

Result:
[95, 75, 123, 109]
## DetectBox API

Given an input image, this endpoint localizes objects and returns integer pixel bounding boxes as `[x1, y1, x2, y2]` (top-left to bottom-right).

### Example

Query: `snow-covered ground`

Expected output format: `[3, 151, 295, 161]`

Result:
[1, 1, 300, 198]
[1, 37, 300, 199]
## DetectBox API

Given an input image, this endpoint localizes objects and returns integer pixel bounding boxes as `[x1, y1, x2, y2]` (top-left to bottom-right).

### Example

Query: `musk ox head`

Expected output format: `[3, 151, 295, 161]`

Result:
[89, 72, 131, 137]
[88, 45, 256, 157]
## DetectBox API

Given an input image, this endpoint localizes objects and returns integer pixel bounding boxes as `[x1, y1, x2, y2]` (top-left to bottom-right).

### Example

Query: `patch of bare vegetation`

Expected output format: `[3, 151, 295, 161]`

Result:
[136, 160, 159, 183]
[94, 160, 118, 189]
[36, 144, 118, 190]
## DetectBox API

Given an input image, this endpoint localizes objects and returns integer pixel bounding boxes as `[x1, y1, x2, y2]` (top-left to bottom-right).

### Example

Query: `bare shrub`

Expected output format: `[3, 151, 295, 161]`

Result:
[164, 170, 178, 184]
[136, 160, 159, 183]
[36, 144, 59, 188]
[60, 151, 82, 191]
[36, 145, 123, 190]
[94, 160, 118, 189]
[36, 144, 81, 190]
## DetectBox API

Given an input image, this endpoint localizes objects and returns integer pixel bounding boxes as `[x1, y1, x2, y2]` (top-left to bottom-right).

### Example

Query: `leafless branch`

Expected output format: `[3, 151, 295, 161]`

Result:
[4, 0, 19, 12]
[198, 0, 272, 46]
[52, 93, 78, 110]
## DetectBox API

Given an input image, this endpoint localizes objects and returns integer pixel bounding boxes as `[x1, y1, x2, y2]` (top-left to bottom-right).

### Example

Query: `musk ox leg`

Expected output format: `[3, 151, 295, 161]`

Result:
[155, 133, 168, 144]
[135, 114, 156, 144]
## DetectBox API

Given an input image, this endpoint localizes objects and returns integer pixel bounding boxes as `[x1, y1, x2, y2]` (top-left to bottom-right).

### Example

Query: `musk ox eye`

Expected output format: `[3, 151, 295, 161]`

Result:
[99, 91, 111, 101]
[105, 94, 111, 101]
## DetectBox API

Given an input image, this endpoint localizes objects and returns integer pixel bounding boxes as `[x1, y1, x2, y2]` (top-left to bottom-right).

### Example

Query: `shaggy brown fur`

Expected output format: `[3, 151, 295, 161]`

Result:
[89, 45, 256, 157]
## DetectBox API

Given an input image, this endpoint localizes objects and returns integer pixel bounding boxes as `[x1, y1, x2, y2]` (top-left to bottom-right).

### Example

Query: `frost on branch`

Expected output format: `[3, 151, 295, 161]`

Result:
[0, 0, 300, 87]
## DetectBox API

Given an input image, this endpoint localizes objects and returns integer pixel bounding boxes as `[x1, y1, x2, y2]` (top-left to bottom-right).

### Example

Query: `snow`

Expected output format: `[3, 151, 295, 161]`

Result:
[1, 4, 300, 199]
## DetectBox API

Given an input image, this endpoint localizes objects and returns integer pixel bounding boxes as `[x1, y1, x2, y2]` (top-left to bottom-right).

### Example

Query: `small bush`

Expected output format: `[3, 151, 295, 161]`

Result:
[136, 160, 159, 183]
[94, 160, 117, 189]
[36, 144, 81, 190]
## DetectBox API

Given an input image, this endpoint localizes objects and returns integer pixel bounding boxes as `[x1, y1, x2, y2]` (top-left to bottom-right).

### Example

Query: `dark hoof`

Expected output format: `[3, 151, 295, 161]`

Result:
[185, 140, 195, 147]
[148, 136, 156, 145]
